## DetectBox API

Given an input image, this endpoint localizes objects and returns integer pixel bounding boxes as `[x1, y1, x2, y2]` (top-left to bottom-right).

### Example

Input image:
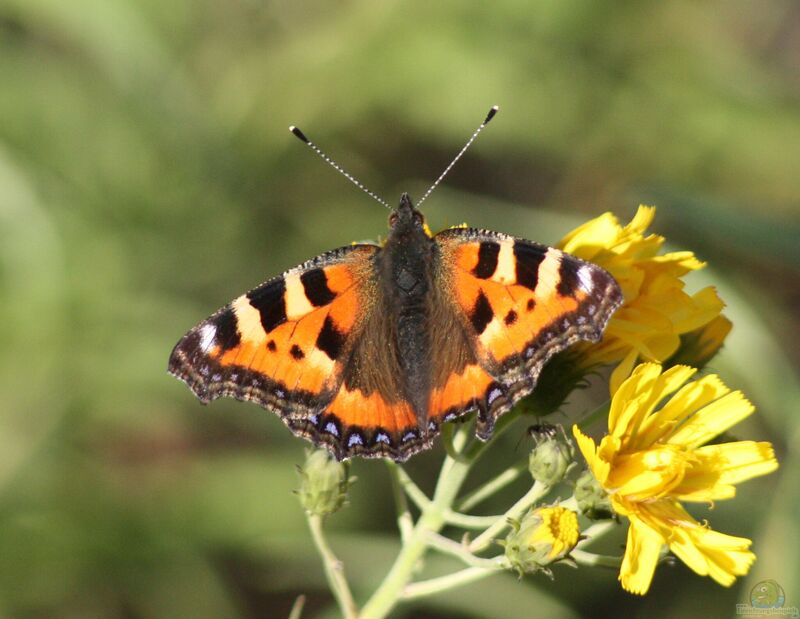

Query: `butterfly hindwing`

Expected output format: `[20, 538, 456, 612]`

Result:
[432, 227, 623, 438]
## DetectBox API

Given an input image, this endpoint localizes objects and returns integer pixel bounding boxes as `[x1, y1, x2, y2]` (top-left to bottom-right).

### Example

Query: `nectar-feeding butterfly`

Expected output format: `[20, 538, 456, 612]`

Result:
[168, 107, 623, 461]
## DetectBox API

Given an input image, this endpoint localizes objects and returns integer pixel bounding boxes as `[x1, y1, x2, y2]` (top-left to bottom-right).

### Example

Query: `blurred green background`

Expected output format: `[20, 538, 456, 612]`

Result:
[1, 1, 798, 617]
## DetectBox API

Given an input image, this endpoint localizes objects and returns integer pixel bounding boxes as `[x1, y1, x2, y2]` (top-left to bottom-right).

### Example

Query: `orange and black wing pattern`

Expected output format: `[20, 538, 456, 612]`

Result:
[431, 228, 623, 439]
[168, 243, 426, 461]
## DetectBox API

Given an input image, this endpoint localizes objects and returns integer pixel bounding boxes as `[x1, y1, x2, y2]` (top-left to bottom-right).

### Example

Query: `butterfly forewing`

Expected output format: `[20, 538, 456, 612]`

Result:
[169, 243, 434, 461]
[432, 228, 623, 438]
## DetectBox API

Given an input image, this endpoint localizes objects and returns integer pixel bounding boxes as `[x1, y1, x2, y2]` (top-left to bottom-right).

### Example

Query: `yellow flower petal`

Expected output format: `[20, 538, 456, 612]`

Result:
[573, 425, 611, 485]
[650, 250, 706, 273]
[636, 373, 728, 448]
[668, 287, 725, 334]
[610, 445, 686, 499]
[666, 390, 755, 448]
[558, 212, 621, 259]
[627, 205, 657, 234]
[669, 522, 755, 587]
[702, 441, 779, 485]
[609, 349, 640, 395]
[609, 364, 697, 447]
[607, 362, 663, 437]
[674, 441, 779, 502]
[536, 507, 580, 560]
[619, 515, 664, 595]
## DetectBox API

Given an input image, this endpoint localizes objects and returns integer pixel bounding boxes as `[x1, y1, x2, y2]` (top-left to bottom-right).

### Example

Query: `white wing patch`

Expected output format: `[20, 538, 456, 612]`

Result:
[199, 323, 217, 352]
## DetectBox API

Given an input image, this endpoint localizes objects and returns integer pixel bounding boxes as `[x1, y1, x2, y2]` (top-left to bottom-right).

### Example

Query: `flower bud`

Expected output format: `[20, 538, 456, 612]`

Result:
[666, 315, 732, 369]
[504, 506, 580, 576]
[296, 449, 352, 517]
[574, 469, 613, 520]
[528, 424, 575, 486]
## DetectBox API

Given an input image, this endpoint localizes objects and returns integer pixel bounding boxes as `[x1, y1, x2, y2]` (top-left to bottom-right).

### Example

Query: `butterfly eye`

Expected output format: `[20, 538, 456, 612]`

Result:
[413, 212, 424, 226]
[389, 213, 399, 226]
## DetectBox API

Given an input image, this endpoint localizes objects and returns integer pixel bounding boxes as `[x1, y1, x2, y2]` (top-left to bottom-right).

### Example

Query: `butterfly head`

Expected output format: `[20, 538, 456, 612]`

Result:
[388, 193, 428, 238]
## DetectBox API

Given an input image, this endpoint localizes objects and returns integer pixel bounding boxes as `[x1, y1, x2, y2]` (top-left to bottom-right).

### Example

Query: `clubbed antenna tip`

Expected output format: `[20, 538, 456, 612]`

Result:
[288, 123, 391, 210]
[289, 125, 309, 143]
[416, 104, 501, 208]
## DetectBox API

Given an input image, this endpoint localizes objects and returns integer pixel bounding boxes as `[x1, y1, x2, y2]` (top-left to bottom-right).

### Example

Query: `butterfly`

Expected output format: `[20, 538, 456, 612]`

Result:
[168, 109, 623, 462]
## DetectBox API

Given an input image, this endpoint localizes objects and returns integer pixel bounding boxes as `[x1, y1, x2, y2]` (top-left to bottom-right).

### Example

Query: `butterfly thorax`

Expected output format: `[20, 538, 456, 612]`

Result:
[378, 193, 436, 428]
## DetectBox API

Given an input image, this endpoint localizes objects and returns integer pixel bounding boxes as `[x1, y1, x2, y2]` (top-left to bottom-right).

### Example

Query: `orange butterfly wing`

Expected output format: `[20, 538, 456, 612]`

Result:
[169, 243, 423, 460]
[430, 228, 623, 438]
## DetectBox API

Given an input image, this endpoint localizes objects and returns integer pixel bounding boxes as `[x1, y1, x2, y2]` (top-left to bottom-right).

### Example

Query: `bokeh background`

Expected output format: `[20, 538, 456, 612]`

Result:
[1, 1, 798, 617]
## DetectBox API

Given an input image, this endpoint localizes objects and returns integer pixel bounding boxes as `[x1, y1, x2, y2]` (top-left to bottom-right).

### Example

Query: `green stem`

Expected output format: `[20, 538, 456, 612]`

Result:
[457, 462, 527, 512]
[402, 566, 503, 600]
[571, 549, 622, 569]
[385, 461, 414, 541]
[557, 496, 578, 511]
[443, 510, 503, 529]
[426, 532, 508, 569]
[359, 427, 475, 619]
[389, 461, 431, 512]
[468, 481, 550, 554]
[577, 520, 616, 548]
[287, 594, 306, 619]
[306, 514, 358, 619]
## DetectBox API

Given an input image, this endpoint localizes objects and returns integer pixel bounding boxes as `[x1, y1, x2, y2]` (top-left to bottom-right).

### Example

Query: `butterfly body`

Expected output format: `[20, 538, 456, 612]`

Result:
[377, 194, 436, 422]
[169, 194, 623, 461]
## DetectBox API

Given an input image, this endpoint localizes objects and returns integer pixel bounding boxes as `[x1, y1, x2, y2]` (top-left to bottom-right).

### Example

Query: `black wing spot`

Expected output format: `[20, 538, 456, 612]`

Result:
[290, 344, 305, 360]
[513, 242, 547, 291]
[248, 278, 287, 333]
[526, 298, 536, 311]
[473, 241, 500, 279]
[504, 309, 518, 325]
[300, 268, 336, 307]
[316, 316, 345, 360]
[470, 290, 494, 335]
[267, 340, 277, 352]
[211, 307, 241, 351]
[556, 258, 581, 298]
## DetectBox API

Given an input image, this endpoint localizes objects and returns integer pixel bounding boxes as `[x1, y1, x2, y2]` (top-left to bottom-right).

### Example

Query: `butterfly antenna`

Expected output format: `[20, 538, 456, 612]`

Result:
[289, 125, 391, 210]
[416, 105, 499, 208]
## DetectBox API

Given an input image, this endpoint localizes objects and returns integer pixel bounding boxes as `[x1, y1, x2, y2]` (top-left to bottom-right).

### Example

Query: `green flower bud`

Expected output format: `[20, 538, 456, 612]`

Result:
[296, 449, 353, 517]
[528, 424, 575, 486]
[574, 469, 613, 520]
[666, 315, 732, 370]
[504, 506, 580, 576]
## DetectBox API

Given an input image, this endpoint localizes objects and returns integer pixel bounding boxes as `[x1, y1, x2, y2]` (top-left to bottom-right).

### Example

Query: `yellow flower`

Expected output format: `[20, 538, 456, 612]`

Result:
[572, 363, 778, 594]
[559, 206, 726, 393]
[505, 506, 580, 574]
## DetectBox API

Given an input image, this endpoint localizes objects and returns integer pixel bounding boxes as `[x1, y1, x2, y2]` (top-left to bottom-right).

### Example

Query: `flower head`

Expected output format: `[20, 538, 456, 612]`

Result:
[559, 206, 726, 393]
[504, 506, 580, 575]
[296, 449, 353, 517]
[528, 424, 576, 486]
[573, 363, 778, 594]
[574, 469, 613, 520]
